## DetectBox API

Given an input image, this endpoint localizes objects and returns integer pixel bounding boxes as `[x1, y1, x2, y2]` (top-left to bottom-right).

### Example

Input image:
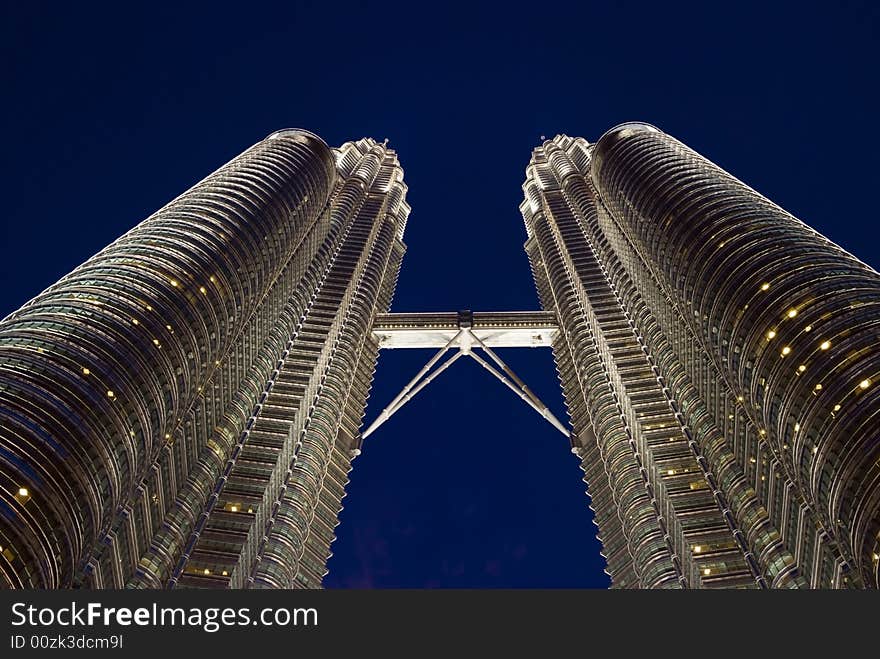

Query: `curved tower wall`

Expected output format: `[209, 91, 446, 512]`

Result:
[524, 125, 879, 588]
[590, 124, 879, 587]
[0, 130, 409, 589]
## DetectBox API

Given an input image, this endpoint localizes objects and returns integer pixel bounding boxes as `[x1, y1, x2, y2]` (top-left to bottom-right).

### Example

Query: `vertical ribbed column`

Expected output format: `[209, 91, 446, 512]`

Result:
[0, 130, 336, 588]
[247, 142, 409, 588]
[591, 123, 880, 587]
[522, 142, 683, 588]
[149, 139, 409, 589]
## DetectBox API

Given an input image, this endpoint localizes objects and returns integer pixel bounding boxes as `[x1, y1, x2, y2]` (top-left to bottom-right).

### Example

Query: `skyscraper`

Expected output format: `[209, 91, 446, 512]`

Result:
[1, 123, 877, 590]
[522, 123, 879, 588]
[0, 130, 410, 588]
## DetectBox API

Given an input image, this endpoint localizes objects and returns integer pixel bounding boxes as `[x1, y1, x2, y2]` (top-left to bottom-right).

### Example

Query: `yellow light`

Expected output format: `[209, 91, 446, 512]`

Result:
[814, 383, 823, 391]
[166, 325, 172, 331]
[131, 318, 139, 325]
[798, 364, 807, 372]
[813, 446, 818, 454]
[781, 346, 791, 356]
[170, 279, 179, 287]
[766, 330, 776, 339]
[230, 505, 238, 512]
[164, 434, 171, 440]
[737, 395, 744, 402]
[82, 367, 90, 375]
[222, 570, 228, 576]
[215, 360, 221, 366]
[804, 325, 812, 332]
[703, 568, 711, 576]
[728, 414, 734, 420]
[107, 390, 115, 398]
[693, 545, 702, 553]
[667, 469, 675, 476]
[761, 283, 770, 291]
[874, 553, 879, 561]
[750, 457, 756, 463]
[718, 241, 725, 248]
[820, 340, 830, 350]
[199, 286, 207, 294]
[833, 404, 841, 412]
[787, 309, 798, 318]
[209, 276, 216, 283]
[794, 423, 800, 432]
[203, 569, 210, 575]
[247, 508, 253, 514]
[859, 379, 871, 389]
[153, 339, 160, 346]
[146, 304, 153, 311]
[759, 429, 766, 436]
[18, 487, 29, 497]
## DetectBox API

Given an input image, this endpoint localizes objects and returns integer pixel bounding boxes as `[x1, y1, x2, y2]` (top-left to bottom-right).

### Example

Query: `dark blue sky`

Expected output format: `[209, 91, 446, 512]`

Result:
[2, 2, 878, 588]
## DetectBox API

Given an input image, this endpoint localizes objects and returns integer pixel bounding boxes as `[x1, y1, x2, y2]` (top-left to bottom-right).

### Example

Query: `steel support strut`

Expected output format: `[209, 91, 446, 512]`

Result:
[359, 325, 571, 442]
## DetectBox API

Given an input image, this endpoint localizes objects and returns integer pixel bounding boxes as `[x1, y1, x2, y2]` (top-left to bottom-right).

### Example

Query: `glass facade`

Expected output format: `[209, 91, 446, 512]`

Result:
[0, 132, 409, 589]
[522, 125, 879, 588]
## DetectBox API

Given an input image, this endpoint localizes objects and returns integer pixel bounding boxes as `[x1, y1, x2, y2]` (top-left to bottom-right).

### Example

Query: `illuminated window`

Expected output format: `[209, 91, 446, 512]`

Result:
[766, 330, 777, 339]
[18, 487, 28, 497]
[82, 367, 90, 375]
[703, 568, 711, 576]
[199, 286, 207, 294]
[798, 364, 807, 372]
[859, 379, 871, 390]
[222, 570, 228, 576]
[820, 340, 830, 350]
[203, 568, 210, 575]
[170, 279, 179, 287]
[804, 325, 812, 332]
[761, 283, 770, 291]
[833, 404, 841, 412]
[131, 318, 139, 325]
[787, 309, 798, 318]
[781, 346, 791, 356]
[107, 390, 115, 398]
[814, 383, 823, 391]
[693, 545, 703, 553]
[794, 423, 800, 431]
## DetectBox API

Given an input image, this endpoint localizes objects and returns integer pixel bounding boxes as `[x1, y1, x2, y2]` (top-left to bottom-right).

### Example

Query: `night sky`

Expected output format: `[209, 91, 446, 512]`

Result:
[2, 2, 879, 588]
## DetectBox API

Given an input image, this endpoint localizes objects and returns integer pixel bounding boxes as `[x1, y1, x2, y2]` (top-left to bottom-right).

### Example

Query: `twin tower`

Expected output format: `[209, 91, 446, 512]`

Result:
[1, 125, 878, 589]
